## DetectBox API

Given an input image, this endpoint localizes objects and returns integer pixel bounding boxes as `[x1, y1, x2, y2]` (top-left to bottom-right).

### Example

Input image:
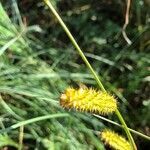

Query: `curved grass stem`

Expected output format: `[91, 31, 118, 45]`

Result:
[94, 114, 150, 141]
[43, 0, 137, 149]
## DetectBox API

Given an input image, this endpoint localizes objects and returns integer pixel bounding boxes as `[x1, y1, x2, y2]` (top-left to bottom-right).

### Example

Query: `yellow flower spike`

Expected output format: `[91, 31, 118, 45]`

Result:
[60, 87, 117, 115]
[101, 129, 132, 150]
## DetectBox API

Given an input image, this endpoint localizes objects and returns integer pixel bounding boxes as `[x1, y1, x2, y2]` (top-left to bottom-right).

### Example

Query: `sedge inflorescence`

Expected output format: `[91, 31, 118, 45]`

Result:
[101, 129, 132, 150]
[60, 87, 117, 115]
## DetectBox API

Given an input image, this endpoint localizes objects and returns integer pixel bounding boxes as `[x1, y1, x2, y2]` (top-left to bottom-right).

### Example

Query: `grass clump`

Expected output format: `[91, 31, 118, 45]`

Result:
[0, 0, 149, 149]
[0, 2, 104, 149]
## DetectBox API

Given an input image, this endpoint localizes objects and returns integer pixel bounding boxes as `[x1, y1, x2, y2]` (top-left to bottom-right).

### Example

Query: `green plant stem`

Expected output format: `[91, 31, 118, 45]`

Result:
[18, 126, 24, 150]
[116, 110, 137, 149]
[94, 114, 150, 141]
[43, 0, 105, 93]
[43, 0, 137, 149]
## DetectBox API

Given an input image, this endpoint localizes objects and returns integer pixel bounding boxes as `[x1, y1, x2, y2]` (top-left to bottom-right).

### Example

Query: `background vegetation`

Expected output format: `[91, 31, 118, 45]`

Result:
[0, 0, 149, 149]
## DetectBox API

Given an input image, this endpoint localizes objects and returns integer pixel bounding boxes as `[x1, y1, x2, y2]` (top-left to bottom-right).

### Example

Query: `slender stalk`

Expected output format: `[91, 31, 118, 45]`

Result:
[94, 114, 150, 141]
[43, 0, 105, 92]
[116, 110, 137, 149]
[18, 126, 24, 150]
[43, 0, 137, 149]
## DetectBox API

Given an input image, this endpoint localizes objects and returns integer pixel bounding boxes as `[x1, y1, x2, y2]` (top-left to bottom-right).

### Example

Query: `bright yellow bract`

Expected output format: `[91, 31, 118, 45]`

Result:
[60, 87, 117, 115]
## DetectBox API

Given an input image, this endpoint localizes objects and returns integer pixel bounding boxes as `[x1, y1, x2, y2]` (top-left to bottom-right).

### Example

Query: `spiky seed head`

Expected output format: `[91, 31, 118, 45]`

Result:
[101, 129, 132, 150]
[60, 87, 117, 115]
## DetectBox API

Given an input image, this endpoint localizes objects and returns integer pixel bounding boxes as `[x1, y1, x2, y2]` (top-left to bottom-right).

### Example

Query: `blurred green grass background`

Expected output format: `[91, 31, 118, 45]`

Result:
[0, 0, 149, 149]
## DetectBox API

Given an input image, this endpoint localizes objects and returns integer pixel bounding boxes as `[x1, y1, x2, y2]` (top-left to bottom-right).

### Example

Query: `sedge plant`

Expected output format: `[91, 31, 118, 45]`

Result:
[43, 0, 138, 149]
